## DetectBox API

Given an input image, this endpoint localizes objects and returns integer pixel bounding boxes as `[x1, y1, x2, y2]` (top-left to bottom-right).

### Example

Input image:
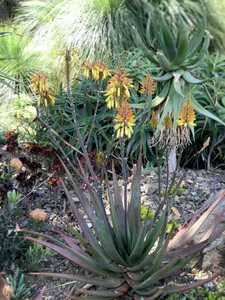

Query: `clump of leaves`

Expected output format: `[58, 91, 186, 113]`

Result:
[24, 244, 54, 272]
[6, 269, 33, 300]
[24, 155, 225, 299]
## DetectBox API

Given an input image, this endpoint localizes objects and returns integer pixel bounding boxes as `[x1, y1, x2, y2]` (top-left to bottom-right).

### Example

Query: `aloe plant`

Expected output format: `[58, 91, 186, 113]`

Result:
[134, 12, 225, 130]
[24, 153, 225, 299]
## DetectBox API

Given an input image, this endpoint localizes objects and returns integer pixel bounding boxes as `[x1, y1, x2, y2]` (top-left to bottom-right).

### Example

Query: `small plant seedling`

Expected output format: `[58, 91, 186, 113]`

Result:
[7, 190, 21, 209]
[24, 244, 55, 272]
[7, 269, 33, 300]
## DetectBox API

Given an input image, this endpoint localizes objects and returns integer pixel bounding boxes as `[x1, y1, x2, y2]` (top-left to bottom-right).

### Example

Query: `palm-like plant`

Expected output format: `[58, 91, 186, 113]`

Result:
[0, 26, 42, 94]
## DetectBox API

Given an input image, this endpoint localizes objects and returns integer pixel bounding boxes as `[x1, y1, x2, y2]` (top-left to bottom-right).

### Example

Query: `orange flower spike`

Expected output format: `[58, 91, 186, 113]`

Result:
[114, 102, 136, 139]
[105, 66, 133, 109]
[140, 74, 156, 96]
[178, 100, 196, 127]
[164, 114, 173, 129]
[150, 111, 159, 129]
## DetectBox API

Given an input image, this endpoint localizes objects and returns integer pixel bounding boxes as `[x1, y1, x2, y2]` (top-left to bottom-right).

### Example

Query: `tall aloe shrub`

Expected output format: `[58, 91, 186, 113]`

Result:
[133, 12, 225, 171]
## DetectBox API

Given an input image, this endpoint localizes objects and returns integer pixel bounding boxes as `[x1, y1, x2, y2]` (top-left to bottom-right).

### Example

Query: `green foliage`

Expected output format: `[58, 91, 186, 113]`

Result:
[167, 280, 225, 300]
[36, 50, 155, 159]
[7, 189, 21, 208]
[0, 206, 29, 271]
[140, 206, 154, 221]
[0, 26, 42, 94]
[7, 269, 33, 300]
[24, 244, 54, 272]
[133, 10, 225, 134]
[26, 155, 225, 299]
[181, 53, 225, 168]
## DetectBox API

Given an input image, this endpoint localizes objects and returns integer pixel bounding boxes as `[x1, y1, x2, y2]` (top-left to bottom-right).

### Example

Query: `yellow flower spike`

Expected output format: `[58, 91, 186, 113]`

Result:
[92, 62, 110, 81]
[105, 66, 133, 109]
[140, 74, 156, 96]
[150, 111, 159, 129]
[82, 61, 93, 79]
[114, 101, 136, 139]
[178, 100, 196, 127]
[164, 114, 173, 129]
[31, 73, 55, 108]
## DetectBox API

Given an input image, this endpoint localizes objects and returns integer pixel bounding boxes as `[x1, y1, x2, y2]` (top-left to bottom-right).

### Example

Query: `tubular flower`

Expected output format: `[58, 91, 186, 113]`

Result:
[31, 73, 55, 108]
[92, 62, 111, 81]
[114, 101, 136, 139]
[164, 114, 173, 129]
[105, 67, 133, 109]
[140, 74, 156, 96]
[150, 111, 159, 129]
[82, 60, 93, 79]
[178, 100, 196, 127]
[30, 208, 48, 221]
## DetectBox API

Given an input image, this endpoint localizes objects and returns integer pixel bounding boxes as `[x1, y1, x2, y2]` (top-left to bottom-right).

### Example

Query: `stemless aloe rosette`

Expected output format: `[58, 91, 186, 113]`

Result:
[24, 156, 225, 300]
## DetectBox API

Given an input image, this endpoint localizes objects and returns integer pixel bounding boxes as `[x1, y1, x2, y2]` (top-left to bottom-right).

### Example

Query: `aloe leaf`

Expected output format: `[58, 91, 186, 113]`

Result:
[168, 190, 225, 249]
[26, 237, 107, 275]
[153, 73, 173, 82]
[187, 34, 210, 67]
[112, 162, 126, 236]
[159, 16, 176, 61]
[29, 273, 124, 289]
[62, 181, 125, 268]
[107, 182, 127, 256]
[157, 52, 172, 71]
[172, 74, 183, 97]
[172, 19, 189, 66]
[151, 82, 170, 108]
[75, 287, 126, 297]
[187, 23, 205, 57]
[130, 103, 145, 109]
[183, 71, 203, 84]
[192, 98, 225, 126]
[134, 258, 189, 291]
[167, 241, 209, 263]
[128, 207, 167, 269]
[133, 28, 158, 64]
[128, 153, 142, 244]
